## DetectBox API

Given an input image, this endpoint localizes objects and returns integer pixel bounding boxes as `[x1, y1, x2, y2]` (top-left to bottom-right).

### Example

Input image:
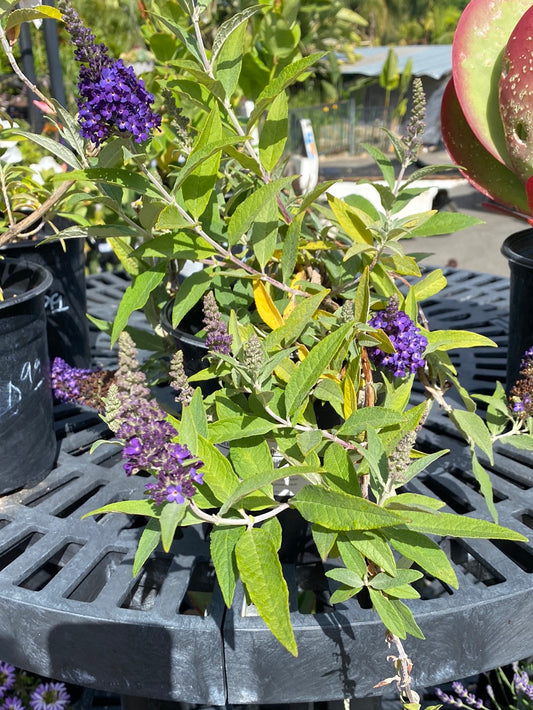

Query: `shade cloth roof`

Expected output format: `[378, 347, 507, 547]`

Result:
[338, 44, 452, 80]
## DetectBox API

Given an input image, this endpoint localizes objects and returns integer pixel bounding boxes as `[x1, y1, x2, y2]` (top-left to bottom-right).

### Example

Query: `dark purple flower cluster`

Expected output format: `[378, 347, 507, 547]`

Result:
[367, 299, 428, 377]
[116, 397, 204, 504]
[203, 291, 233, 355]
[51, 357, 93, 402]
[509, 346, 533, 416]
[59, 0, 161, 146]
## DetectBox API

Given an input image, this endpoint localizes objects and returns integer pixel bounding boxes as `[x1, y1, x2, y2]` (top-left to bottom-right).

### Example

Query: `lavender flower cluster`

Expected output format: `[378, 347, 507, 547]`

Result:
[58, 0, 161, 146]
[0, 661, 70, 710]
[435, 681, 485, 709]
[367, 298, 428, 377]
[51, 357, 93, 403]
[509, 346, 533, 417]
[106, 333, 204, 505]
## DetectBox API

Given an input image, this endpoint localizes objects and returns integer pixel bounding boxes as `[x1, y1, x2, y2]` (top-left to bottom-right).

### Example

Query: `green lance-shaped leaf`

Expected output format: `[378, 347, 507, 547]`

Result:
[411, 269, 447, 302]
[285, 321, 353, 420]
[327, 193, 374, 245]
[196, 434, 240, 504]
[291, 486, 402, 531]
[385, 527, 458, 588]
[265, 289, 329, 351]
[133, 520, 162, 577]
[353, 266, 370, 323]
[340, 530, 396, 576]
[182, 106, 222, 220]
[168, 269, 212, 329]
[150, 11, 203, 64]
[337, 406, 404, 436]
[471, 452, 497, 523]
[235, 527, 297, 656]
[82, 499, 160, 520]
[399, 509, 528, 542]
[451, 409, 494, 464]
[160, 502, 187, 552]
[247, 53, 325, 130]
[219, 465, 320, 516]
[281, 212, 302, 285]
[407, 212, 483, 239]
[250, 198, 279, 270]
[369, 588, 407, 639]
[211, 5, 261, 62]
[10, 129, 83, 170]
[172, 135, 247, 191]
[227, 176, 294, 246]
[423, 329, 496, 354]
[214, 21, 247, 99]
[210, 525, 245, 608]
[58, 168, 163, 199]
[259, 91, 288, 173]
[110, 264, 166, 344]
[5, 5, 61, 30]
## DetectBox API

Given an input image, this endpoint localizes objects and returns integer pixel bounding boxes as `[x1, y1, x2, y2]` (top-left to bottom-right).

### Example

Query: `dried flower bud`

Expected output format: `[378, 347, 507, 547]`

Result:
[203, 291, 233, 355]
[243, 333, 264, 379]
[339, 299, 355, 324]
[404, 77, 426, 163]
[169, 349, 194, 407]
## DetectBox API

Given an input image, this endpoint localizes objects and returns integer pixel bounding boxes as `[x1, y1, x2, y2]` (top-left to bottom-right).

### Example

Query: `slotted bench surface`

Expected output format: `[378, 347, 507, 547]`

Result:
[0, 269, 530, 704]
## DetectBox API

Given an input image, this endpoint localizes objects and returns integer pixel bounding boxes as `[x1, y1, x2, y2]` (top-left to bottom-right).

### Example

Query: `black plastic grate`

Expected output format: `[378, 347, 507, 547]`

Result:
[0, 270, 530, 704]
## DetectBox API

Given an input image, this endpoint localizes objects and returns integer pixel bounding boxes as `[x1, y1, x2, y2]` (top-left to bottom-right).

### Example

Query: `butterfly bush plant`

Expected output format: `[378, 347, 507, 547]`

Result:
[1, 1, 533, 707]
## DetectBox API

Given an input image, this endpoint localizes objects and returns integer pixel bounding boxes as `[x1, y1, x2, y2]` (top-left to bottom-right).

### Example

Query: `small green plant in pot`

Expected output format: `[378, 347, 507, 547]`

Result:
[3, 2, 533, 708]
[441, 0, 533, 388]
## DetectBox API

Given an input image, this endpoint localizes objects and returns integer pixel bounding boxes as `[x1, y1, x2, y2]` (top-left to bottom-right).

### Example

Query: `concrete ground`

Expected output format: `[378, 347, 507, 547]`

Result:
[319, 149, 526, 278]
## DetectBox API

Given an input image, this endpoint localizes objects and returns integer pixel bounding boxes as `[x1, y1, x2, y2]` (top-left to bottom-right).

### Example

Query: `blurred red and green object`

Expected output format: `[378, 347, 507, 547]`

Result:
[441, 0, 533, 221]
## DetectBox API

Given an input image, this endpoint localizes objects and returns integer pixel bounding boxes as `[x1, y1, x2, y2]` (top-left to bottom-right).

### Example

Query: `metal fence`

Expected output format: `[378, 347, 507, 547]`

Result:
[288, 100, 390, 157]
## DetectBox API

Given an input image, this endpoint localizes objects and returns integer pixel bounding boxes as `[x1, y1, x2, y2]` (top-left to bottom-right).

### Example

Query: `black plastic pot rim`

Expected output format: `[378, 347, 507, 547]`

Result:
[501, 228, 533, 268]
[160, 299, 208, 351]
[0, 258, 53, 312]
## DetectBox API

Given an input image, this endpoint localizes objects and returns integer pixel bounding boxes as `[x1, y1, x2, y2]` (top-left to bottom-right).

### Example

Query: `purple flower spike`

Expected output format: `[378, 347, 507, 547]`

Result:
[367, 298, 428, 377]
[58, 0, 161, 146]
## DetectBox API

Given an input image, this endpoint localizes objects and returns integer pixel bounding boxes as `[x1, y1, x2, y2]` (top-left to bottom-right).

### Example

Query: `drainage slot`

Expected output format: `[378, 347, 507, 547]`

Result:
[420, 475, 475, 514]
[295, 561, 332, 614]
[68, 551, 126, 602]
[22, 478, 79, 507]
[517, 511, 533, 530]
[448, 468, 507, 503]
[178, 560, 215, 616]
[121, 554, 174, 612]
[0, 532, 44, 571]
[450, 540, 505, 586]
[19, 542, 83, 591]
[55, 485, 106, 518]
[491, 540, 533, 573]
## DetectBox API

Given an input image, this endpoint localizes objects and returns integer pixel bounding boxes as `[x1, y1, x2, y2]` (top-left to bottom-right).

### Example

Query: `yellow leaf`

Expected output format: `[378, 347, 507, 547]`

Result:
[253, 280, 284, 330]
[297, 344, 309, 361]
[343, 374, 358, 419]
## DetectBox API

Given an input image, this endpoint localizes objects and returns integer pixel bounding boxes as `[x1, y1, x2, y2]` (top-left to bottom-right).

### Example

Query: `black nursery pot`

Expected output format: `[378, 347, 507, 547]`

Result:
[501, 228, 533, 389]
[2, 222, 91, 367]
[161, 299, 208, 376]
[0, 258, 57, 493]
